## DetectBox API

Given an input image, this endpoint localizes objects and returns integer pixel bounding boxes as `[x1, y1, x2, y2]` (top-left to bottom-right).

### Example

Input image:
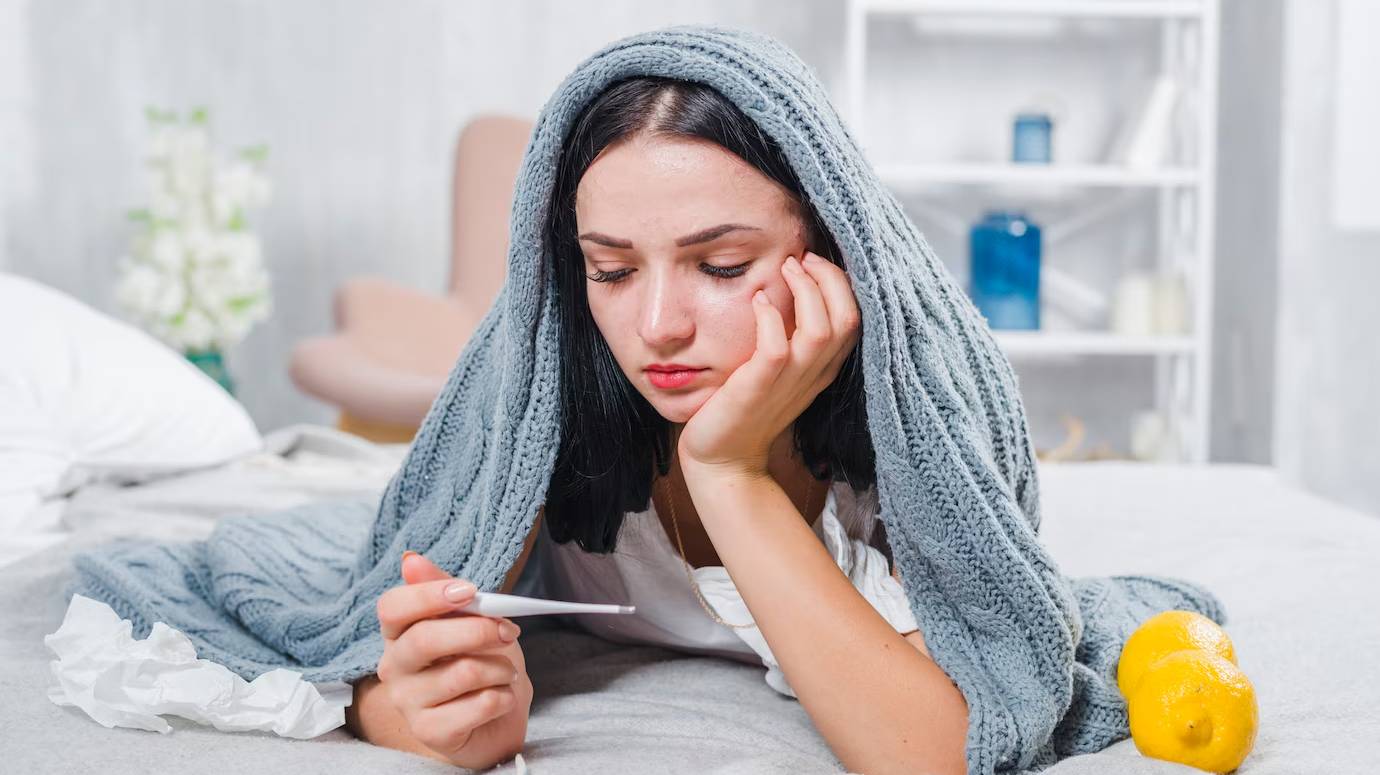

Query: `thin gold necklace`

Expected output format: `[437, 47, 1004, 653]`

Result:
[659, 473, 820, 629]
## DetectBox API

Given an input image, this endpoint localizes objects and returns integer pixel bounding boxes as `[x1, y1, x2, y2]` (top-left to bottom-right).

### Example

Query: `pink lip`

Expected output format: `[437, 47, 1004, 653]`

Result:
[645, 367, 706, 389]
[645, 363, 701, 372]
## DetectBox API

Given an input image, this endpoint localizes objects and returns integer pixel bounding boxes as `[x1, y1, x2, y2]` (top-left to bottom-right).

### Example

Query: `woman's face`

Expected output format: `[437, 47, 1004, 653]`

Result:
[575, 134, 811, 424]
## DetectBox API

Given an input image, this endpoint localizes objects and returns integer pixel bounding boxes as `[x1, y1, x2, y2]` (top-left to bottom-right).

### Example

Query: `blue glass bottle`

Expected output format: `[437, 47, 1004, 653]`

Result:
[969, 210, 1041, 330]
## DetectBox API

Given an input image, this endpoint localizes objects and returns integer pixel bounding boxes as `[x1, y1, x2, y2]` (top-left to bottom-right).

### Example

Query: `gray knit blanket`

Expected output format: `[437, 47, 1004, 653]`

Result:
[71, 24, 1226, 775]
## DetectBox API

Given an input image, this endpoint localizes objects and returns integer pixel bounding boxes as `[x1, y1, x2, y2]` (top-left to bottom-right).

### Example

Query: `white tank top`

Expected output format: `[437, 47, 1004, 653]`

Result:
[518, 480, 919, 698]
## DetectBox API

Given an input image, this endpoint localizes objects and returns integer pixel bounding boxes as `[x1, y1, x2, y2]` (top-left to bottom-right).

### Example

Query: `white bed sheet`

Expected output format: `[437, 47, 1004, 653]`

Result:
[0, 427, 1374, 774]
[1037, 460, 1380, 774]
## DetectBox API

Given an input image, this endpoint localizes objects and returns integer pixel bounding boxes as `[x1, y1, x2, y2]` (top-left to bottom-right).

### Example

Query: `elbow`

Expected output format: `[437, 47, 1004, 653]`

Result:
[899, 738, 968, 775]
[899, 690, 970, 775]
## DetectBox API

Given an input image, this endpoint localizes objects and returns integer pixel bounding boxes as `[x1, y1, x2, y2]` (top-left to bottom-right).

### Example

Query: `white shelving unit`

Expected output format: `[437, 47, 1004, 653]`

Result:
[843, 0, 1220, 463]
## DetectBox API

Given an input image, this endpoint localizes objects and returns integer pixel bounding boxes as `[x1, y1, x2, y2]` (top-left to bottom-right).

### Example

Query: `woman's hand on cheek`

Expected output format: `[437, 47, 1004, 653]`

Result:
[677, 250, 861, 479]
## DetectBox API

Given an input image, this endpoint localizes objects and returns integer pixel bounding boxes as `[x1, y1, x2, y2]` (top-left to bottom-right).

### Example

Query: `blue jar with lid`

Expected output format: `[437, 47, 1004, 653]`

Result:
[1012, 112, 1052, 163]
[969, 210, 1041, 330]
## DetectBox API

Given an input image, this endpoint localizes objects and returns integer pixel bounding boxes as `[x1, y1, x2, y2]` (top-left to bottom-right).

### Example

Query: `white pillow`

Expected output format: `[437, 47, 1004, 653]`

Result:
[0, 272, 263, 564]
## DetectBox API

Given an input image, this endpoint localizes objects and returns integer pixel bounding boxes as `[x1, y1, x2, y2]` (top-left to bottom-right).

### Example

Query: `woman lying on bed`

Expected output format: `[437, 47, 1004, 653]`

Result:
[344, 74, 971, 775]
[72, 25, 1225, 775]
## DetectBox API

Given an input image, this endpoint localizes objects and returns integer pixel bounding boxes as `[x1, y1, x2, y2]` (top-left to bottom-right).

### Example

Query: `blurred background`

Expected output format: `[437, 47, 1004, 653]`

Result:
[1, 0, 1375, 516]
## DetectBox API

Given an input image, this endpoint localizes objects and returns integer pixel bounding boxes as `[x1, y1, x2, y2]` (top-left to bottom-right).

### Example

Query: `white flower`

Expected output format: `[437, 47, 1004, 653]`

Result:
[218, 313, 255, 350]
[148, 176, 181, 221]
[211, 160, 273, 225]
[221, 229, 259, 266]
[147, 124, 179, 163]
[182, 224, 217, 265]
[167, 126, 212, 197]
[146, 230, 186, 272]
[114, 258, 185, 320]
[118, 109, 272, 353]
[175, 306, 217, 351]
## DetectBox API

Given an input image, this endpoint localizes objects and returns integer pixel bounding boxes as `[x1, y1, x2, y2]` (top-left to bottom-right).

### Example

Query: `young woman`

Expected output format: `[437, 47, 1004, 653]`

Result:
[346, 76, 970, 774]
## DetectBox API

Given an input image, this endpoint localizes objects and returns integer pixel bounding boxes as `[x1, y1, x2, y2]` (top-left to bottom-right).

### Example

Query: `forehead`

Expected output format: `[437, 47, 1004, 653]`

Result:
[575, 135, 795, 221]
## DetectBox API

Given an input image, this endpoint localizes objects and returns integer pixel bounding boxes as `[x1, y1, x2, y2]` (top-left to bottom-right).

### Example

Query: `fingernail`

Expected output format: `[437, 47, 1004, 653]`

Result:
[784, 255, 800, 272]
[804, 252, 821, 263]
[753, 289, 768, 304]
[401, 550, 418, 562]
[499, 621, 521, 642]
[444, 581, 477, 602]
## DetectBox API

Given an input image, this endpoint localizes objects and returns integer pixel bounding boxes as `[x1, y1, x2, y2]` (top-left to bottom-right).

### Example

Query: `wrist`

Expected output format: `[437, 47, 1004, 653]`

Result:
[679, 456, 772, 489]
[680, 462, 784, 533]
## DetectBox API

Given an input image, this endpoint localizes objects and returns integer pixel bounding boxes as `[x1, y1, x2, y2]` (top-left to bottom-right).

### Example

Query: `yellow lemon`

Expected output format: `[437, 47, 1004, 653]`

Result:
[1118, 610, 1237, 698]
[1127, 650, 1259, 773]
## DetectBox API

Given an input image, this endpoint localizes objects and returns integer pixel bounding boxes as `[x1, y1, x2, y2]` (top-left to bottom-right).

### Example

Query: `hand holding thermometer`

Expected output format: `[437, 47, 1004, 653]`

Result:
[378, 552, 628, 754]
[453, 591, 635, 618]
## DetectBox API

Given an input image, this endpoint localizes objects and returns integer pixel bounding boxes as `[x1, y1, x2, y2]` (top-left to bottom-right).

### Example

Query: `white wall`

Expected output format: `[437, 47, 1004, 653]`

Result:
[0, 0, 34, 279]
[0, 0, 842, 432]
[4, 0, 1351, 493]
[1211, 0, 1281, 465]
[1272, 0, 1380, 515]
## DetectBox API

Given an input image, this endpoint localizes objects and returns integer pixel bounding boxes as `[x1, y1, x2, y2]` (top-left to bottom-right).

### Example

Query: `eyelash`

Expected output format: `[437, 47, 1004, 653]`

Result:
[585, 261, 751, 284]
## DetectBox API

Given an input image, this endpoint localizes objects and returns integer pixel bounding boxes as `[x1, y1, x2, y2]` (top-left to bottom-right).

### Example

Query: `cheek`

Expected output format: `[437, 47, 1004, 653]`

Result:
[700, 279, 797, 363]
[698, 288, 757, 358]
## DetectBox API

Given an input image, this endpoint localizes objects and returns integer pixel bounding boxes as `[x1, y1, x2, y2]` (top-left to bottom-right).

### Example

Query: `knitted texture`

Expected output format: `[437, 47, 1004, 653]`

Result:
[70, 24, 1226, 775]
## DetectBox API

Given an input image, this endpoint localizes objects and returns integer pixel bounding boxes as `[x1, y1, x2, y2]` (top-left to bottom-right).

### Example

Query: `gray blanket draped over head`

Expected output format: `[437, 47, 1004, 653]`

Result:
[71, 24, 1226, 775]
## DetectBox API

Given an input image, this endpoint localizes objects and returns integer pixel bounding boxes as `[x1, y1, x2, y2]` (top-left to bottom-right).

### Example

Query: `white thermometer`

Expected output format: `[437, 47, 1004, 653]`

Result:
[454, 591, 635, 618]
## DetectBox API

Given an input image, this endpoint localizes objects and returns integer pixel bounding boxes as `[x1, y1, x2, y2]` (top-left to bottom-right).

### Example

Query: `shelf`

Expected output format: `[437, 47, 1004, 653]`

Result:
[860, 0, 1205, 19]
[992, 331, 1196, 356]
[845, 0, 1220, 462]
[877, 162, 1200, 189]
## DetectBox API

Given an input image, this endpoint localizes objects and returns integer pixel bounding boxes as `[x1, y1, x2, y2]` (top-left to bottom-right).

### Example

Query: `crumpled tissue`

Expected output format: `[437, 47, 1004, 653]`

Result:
[44, 594, 352, 738]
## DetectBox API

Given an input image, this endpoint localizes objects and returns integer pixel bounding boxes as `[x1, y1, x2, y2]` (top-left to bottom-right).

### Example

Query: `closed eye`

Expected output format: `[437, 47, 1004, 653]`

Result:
[586, 261, 752, 284]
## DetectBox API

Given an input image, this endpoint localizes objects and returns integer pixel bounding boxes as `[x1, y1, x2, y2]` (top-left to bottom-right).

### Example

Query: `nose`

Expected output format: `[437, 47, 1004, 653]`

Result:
[637, 268, 694, 347]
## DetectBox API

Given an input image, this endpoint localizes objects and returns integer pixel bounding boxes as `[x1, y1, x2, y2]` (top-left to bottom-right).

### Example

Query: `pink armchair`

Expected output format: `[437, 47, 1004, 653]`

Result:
[289, 115, 534, 443]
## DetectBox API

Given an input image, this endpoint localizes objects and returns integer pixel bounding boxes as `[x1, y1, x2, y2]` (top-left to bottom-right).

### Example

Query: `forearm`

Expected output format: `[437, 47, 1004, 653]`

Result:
[685, 469, 969, 775]
[345, 639, 533, 769]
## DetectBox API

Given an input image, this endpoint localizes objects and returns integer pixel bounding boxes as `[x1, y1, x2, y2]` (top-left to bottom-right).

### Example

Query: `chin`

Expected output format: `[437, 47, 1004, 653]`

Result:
[651, 402, 697, 425]
[644, 391, 707, 425]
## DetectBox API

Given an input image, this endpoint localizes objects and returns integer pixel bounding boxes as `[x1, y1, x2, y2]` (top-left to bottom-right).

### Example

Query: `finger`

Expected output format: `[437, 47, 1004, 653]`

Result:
[751, 289, 789, 379]
[377, 578, 480, 640]
[408, 652, 519, 708]
[402, 550, 452, 585]
[817, 329, 860, 393]
[800, 251, 861, 341]
[410, 685, 519, 757]
[780, 254, 831, 354]
[815, 297, 862, 389]
[391, 615, 518, 674]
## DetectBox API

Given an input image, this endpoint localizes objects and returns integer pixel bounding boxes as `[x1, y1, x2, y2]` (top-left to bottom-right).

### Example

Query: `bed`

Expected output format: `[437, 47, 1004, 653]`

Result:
[1, 422, 1375, 774]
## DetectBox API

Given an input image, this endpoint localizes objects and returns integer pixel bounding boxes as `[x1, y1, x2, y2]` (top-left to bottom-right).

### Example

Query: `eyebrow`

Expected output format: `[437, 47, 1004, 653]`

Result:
[578, 223, 762, 249]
